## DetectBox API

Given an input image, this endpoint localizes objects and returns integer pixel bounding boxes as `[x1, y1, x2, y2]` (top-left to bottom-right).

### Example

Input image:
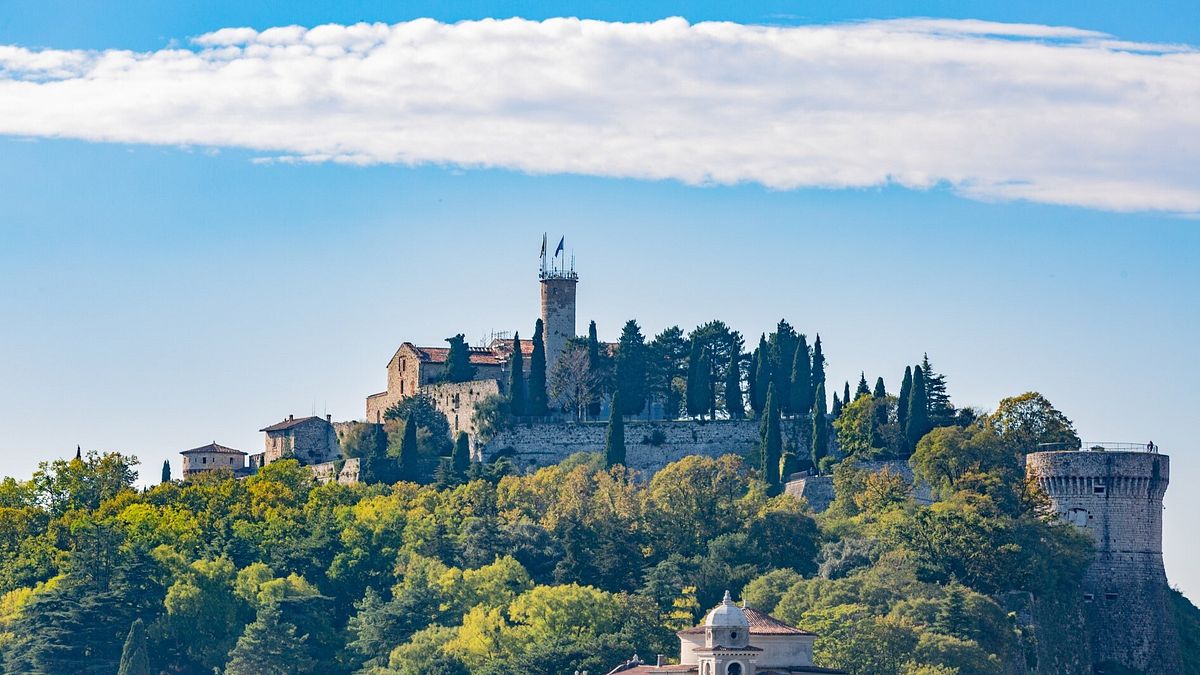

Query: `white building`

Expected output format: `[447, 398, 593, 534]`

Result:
[607, 591, 844, 675]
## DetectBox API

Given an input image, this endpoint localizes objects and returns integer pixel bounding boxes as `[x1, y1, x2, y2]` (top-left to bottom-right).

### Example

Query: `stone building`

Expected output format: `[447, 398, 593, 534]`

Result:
[540, 257, 577, 381]
[365, 343, 509, 423]
[259, 414, 341, 465]
[1026, 444, 1181, 674]
[179, 442, 248, 478]
[607, 591, 844, 674]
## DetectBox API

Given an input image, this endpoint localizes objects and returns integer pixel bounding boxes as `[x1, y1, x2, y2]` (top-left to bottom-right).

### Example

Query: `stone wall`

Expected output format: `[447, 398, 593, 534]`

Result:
[309, 457, 361, 485]
[424, 379, 501, 453]
[539, 275, 576, 383]
[264, 418, 340, 465]
[482, 418, 763, 475]
[1026, 450, 1179, 674]
[783, 459, 932, 512]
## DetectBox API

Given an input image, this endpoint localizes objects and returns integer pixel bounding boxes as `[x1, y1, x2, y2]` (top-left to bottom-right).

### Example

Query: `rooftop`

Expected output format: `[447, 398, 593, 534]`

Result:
[1035, 441, 1164, 454]
[180, 442, 246, 456]
[259, 415, 330, 432]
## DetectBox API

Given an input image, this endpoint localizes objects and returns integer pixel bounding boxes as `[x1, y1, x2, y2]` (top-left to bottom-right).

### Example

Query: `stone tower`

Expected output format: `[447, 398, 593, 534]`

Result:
[1026, 446, 1180, 674]
[539, 250, 577, 383]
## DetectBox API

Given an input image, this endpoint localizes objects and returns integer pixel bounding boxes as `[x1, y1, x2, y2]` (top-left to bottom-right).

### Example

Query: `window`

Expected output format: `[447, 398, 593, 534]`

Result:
[229, 457, 234, 464]
[727, 663, 743, 675]
[1105, 593, 1118, 601]
[730, 631, 738, 642]
[1084, 593, 1094, 602]
[1093, 485, 1106, 494]
[202, 456, 207, 464]
[1067, 508, 1089, 527]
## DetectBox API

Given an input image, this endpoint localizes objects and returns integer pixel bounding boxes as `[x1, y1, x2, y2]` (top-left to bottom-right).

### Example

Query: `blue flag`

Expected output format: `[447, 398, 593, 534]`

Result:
[555, 236, 564, 257]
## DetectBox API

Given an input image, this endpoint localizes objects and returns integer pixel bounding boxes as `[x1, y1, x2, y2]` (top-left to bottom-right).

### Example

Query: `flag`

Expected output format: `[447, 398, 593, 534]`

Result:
[555, 236, 564, 257]
[540, 233, 547, 258]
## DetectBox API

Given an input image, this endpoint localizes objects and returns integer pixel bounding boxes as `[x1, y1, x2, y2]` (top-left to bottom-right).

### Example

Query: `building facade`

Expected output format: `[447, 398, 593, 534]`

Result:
[1026, 445, 1180, 674]
[180, 442, 248, 478]
[259, 414, 341, 465]
[365, 342, 508, 423]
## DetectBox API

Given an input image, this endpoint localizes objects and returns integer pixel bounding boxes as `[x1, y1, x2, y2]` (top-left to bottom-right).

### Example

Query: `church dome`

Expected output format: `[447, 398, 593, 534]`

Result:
[704, 590, 749, 628]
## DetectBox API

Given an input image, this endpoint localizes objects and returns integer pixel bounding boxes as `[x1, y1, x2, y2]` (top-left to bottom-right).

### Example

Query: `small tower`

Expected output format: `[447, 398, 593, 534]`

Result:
[696, 591, 757, 675]
[1026, 444, 1179, 674]
[539, 238, 577, 384]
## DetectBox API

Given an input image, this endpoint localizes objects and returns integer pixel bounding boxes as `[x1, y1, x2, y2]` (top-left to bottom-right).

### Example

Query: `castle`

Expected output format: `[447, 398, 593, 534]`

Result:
[1026, 444, 1180, 674]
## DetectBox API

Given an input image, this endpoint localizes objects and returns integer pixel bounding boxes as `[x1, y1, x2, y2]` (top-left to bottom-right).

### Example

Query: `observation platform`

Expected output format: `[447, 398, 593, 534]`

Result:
[1035, 441, 1163, 454]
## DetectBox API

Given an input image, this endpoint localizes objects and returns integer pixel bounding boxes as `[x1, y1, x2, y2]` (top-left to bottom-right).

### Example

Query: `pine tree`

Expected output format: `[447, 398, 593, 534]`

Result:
[873, 376, 886, 398]
[934, 584, 970, 640]
[855, 373, 870, 400]
[921, 352, 955, 426]
[443, 334, 476, 383]
[905, 366, 930, 453]
[225, 603, 315, 675]
[614, 320, 649, 416]
[811, 382, 829, 472]
[452, 432, 470, 475]
[685, 338, 706, 419]
[753, 336, 771, 417]
[811, 334, 826, 397]
[528, 319, 549, 415]
[723, 349, 744, 419]
[789, 334, 812, 418]
[586, 321, 603, 419]
[831, 392, 842, 418]
[398, 413, 420, 483]
[898, 366, 913, 435]
[508, 332, 526, 417]
[117, 619, 150, 675]
[160, 460, 170, 484]
[760, 384, 782, 488]
[605, 392, 625, 468]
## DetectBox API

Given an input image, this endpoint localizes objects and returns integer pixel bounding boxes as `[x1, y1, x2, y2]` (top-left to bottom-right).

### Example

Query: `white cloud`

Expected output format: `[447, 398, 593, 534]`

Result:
[0, 17, 1197, 212]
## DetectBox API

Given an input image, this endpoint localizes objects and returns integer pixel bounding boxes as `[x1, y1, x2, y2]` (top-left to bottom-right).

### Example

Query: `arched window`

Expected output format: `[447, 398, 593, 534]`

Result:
[730, 631, 739, 642]
[727, 663, 743, 675]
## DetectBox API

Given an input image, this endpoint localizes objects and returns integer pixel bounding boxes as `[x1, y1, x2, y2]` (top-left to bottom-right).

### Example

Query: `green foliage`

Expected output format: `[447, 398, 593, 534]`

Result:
[117, 618, 149, 675]
[760, 385, 782, 487]
[528, 319, 549, 415]
[384, 392, 453, 456]
[160, 461, 170, 484]
[724, 347, 745, 419]
[398, 413, 420, 483]
[586, 322, 605, 419]
[921, 354, 955, 427]
[1171, 588, 1200, 675]
[442, 333, 476, 383]
[856, 373, 871, 400]
[984, 391, 1081, 452]
[605, 393, 626, 469]
[685, 337, 707, 419]
[225, 602, 315, 675]
[648, 325, 687, 420]
[752, 335, 770, 416]
[789, 334, 813, 418]
[509, 331, 526, 416]
[835, 395, 901, 460]
[451, 432, 471, 475]
[689, 320, 744, 417]
[471, 394, 510, 445]
[615, 319, 649, 416]
[811, 334, 826, 399]
[905, 366, 931, 454]
[811, 382, 830, 470]
[898, 366, 913, 435]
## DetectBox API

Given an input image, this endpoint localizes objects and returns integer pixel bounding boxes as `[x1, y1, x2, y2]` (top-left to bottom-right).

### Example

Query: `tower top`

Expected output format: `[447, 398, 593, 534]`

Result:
[539, 233, 577, 281]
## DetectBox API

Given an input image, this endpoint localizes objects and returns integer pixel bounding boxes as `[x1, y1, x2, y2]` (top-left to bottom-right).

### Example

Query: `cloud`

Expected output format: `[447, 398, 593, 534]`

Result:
[0, 17, 1197, 212]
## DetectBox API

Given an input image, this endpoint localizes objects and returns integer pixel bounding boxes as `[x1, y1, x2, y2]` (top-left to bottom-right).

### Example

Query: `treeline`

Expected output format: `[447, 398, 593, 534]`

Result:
[0, 389, 1171, 674]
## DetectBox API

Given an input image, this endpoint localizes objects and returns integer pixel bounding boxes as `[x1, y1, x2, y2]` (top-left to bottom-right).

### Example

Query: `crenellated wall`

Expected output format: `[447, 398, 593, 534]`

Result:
[1026, 450, 1179, 674]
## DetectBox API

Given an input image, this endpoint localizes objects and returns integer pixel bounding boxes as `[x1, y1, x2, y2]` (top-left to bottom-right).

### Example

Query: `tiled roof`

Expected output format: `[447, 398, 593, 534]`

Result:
[678, 607, 814, 636]
[181, 442, 246, 456]
[397, 342, 505, 367]
[259, 416, 328, 432]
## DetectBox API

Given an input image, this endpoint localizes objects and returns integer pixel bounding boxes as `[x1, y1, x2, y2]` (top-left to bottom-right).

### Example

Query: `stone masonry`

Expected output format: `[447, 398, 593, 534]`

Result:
[259, 414, 341, 466]
[423, 380, 501, 454]
[1026, 449, 1180, 674]
[539, 269, 577, 385]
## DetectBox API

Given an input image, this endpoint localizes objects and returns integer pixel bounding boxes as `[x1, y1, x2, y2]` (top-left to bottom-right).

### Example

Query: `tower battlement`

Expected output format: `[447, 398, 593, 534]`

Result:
[1025, 447, 1179, 674]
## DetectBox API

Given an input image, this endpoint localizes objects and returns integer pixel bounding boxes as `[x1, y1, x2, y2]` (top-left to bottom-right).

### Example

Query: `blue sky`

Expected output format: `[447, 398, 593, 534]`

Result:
[1, 2, 1197, 599]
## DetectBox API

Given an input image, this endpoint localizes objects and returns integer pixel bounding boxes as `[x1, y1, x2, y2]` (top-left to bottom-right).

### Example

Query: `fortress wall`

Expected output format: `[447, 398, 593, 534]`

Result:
[309, 457, 360, 485]
[1026, 451, 1179, 674]
[482, 418, 765, 475]
[424, 380, 501, 452]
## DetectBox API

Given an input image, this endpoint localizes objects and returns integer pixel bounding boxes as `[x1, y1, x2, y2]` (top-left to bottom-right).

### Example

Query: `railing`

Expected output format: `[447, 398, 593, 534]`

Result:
[1036, 441, 1162, 454]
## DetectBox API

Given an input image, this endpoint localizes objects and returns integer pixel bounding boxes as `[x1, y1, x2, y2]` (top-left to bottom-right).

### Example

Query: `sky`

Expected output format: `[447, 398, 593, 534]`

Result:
[1, 2, 1198, 599]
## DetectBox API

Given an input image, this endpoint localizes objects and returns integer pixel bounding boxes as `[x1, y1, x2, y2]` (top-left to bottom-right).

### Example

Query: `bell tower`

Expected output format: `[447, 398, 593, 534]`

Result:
[539, 236, 577, 383]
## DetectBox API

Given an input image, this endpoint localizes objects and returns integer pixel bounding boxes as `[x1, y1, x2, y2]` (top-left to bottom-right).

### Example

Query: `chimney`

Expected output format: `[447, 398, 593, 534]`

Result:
[326, 414, 332, 423]
[657, 655, 665, 667]
[288, 414, 294, 421]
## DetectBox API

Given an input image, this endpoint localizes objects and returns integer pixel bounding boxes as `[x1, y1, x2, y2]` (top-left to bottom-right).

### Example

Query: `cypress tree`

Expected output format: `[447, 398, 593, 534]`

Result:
[586, 321, 602, 419]
[789, 334, 812, 418]
[443, 334, 476, 383]
[898, 366, 913, 434]
[873, 376, 886, 398]
[811, 382, 829, 472]
[811, 335, 826, 398]
[844, 381, 852, 407]
[117, 619, 149, 675]
[760, 384, 782, 488]
[452, 432, 470, 475]
[528, 319, 549, 416]
[770, 324, 795, 417]
[685, 338, 705, 419]
[723, 349, 744, 419]
[398, 413, 419, 483]
[831, 392, 842, 418]
[873, 376, 889, 433]
[614, 320, 649, 416]
[160, 460, 170, 484]
[855, 373, 870, 400]
[905, 366, 930, 453]
[605, 392, 626, 468]
[703, 349, 717, 419]
[508, 332, 526, 417]
[753, 336, 771, 417]
[747, 348, 760, 415]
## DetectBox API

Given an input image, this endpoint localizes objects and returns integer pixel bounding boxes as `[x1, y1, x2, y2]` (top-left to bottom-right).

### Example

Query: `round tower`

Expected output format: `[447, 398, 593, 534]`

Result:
[1025, 446, 1179, 674]
[539, 261, 577, 383]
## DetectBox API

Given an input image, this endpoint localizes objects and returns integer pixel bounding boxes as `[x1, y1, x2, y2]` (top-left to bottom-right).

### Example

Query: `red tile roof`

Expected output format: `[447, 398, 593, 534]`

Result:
[181, 442, 246, 455]
[397, 342, 505, 367]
